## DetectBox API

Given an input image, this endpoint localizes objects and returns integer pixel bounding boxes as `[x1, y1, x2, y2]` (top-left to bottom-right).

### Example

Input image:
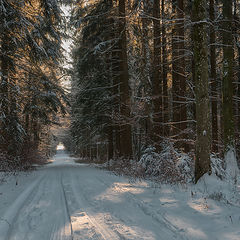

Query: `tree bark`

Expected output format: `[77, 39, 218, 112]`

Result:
[118, 0, 133, 158]
[222, 0, 234, 150]
[192, 0, 211, 183]
[0, 32, 11, 152]
[172, 0, 187, 149]
[152, 0, 162, 150]
[210, 0, 218, 153]
[162, 0, 169, 136]
[222, 0, 238, 174]
[141, 0, 152, 145]
[233, 0, 240, 163]
[108, 125, 114, 160]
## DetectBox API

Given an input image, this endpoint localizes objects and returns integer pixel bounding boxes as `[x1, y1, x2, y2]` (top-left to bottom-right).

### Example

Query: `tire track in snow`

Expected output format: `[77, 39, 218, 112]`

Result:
[63, 170, 122, 240]
[60, 172, 74, 240]
[96, 177, 186, 240]
[4, 169, 72, 240]
[0, 173, 46, 240]
[7, 174, 53, 240]
[71, 172, 164, 240]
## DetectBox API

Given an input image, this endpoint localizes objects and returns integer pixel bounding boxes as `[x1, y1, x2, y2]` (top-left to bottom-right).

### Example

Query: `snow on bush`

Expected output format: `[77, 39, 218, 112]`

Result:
[103, 142, 240, 187]
[210, 154, 225, 180]
[192, 154, 240, 206]
[0, 153, 20, 172]
[103, 142, 194, 183]
[224, 147, 240, 179]
[139, 143, 194, 183]
[0, 151, 36, 176]
[194, 172, 240, 206]
[105, 157, 145, 180]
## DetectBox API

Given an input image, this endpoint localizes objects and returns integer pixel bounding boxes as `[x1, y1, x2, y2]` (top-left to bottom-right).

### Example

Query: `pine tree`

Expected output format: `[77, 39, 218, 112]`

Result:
[0, 0, 67, 164]
[70, 0, 115, 160]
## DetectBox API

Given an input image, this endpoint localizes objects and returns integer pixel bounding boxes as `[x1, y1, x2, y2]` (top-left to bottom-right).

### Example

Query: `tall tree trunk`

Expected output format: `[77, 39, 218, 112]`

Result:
[152, 0, 162, 150]
[233, 0, 240, 164]
[118, 0, 133, 158]
[32, 120, 40, 150]
[222, 0, 239, 175]
[192, 0, 211, 183]
[141, 0, 152, 145]
[172, 0, 187, 149]
[0, 33, 10, 152]
[108, 125, 114, 160]
[161, 0, 169, 136]
[210, 0, 218, 153]
[111, 8, 121, 158]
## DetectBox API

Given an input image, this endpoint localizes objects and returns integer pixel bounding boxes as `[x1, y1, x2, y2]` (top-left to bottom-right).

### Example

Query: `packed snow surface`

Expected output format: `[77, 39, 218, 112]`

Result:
[0, 150, 240, 240]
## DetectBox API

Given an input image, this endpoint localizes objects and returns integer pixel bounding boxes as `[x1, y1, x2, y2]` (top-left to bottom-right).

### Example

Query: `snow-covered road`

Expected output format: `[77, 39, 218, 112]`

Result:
[0, 152, 176, 240]
[0, 151, 240, 240]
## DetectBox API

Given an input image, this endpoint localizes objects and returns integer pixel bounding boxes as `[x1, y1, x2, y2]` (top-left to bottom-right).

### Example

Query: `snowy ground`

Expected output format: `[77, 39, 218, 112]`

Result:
[0, 151, 240, 240]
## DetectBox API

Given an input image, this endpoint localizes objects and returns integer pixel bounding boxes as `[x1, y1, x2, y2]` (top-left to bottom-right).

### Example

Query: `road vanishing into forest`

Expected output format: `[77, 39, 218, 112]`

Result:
[0, 151, 178, 240]
[1, 151, 240, 240]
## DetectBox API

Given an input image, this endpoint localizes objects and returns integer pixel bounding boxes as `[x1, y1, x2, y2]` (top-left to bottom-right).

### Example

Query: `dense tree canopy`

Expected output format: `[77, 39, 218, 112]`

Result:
[0, 0, 68, 166]
[1, 0, 240, 183]
[69, 0, 240, 182]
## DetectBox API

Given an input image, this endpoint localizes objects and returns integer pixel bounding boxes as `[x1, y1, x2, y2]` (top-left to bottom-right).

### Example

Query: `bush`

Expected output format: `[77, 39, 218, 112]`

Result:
[139, 145, 191, 183]
[104, 142, 194, 184]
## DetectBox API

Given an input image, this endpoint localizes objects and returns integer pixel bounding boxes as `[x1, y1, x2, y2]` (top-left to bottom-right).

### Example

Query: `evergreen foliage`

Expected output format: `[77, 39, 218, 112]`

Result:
[68, 0, 240, 182]
[70, 0, 116, 159]
[0, 0, 68, 166]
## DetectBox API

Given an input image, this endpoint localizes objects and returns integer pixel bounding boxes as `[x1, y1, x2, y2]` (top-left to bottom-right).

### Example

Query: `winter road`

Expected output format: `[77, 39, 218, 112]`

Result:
[1, 151, 240, 240]
[0, 152, 177, 240]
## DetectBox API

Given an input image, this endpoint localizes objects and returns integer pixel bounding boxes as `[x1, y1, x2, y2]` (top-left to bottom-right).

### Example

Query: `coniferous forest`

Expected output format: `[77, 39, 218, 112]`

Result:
[68, 0, 240, 183]
[1, 0, 240, 183]
[1, 1, 240, 239]
[0, 0, 68, 168]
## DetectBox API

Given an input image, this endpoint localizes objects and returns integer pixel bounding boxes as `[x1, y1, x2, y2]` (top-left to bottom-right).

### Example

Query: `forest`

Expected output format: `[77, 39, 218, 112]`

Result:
[1, 1, 240, 239]
[1, 0, 240, 184]
[0, 0, 68, 168]
[68, 0, 240, 183]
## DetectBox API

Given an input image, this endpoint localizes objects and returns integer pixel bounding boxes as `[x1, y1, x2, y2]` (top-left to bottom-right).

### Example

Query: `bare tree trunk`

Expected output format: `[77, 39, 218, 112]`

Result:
[233, 0, 240, 164]
[172, 0, 187, 150]
[0, 33, 10, 152]
[210, 0, 218, 153]
[108, 125, 114, 160]
[161, 0, 169, 136]
[152, 0, 162, 150]
[118, 0, 133, 158]
[141, 0, 152, 145]
[111, 7, 121, 158]
[192, 0, 211, 183]
[222, 0, 239, 175]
